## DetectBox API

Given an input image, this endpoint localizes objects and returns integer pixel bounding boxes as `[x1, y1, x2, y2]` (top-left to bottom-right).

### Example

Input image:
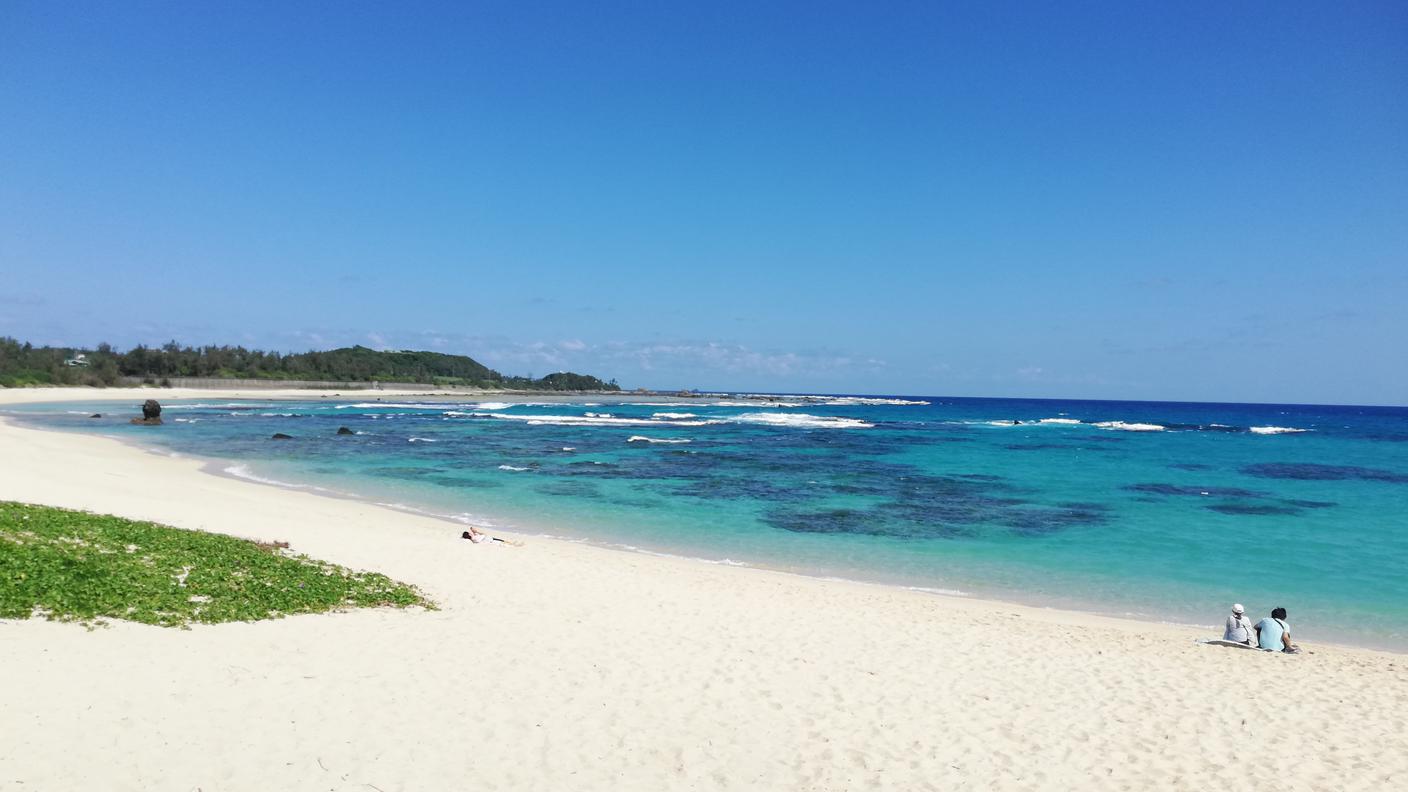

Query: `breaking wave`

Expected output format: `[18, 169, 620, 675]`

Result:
[1250, 426, 1310, 435]
[1093, 421, 1165, 432]
[165, 402, 280, 410]
[449, 412, 725, 427]
[709, 400, 803, 408]
[627, 435, 693, 444]
[733, 412, 874, 429]
[336, 402, 452, 410]
[816, 397, 930, 406]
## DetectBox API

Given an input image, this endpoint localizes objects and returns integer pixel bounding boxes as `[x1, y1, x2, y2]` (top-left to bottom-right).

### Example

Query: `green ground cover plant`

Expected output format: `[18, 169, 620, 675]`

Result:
[0, 501, 431, 626]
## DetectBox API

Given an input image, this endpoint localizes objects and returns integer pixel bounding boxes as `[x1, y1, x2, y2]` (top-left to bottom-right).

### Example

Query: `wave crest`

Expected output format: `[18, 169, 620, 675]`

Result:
[733, 412, 874, 429]
[1093, 421, 1165, 432]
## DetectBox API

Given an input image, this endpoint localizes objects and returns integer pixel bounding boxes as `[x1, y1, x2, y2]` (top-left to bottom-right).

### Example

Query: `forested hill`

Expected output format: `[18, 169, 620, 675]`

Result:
[0, 339, 620, 391]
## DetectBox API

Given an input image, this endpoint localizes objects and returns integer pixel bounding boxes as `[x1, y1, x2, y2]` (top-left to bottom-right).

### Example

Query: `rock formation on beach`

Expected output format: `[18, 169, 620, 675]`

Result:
[129, 400, 162, 425]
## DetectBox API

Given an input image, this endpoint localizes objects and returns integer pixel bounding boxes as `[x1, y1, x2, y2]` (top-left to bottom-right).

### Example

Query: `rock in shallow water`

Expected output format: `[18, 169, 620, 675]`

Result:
[129, 399, 163, 425]
[271, 433, 294, 440]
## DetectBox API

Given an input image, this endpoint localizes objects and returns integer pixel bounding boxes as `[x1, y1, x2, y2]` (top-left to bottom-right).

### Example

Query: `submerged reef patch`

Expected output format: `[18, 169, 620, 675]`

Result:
[1285, 499, 1337, 509]
[1124, 483, 1268, 499]
[534, 480, 603, 499]
[1241, 463, 1408, 483]
[1207, 502, 1302, 516]
[762, 472, 1103, 540]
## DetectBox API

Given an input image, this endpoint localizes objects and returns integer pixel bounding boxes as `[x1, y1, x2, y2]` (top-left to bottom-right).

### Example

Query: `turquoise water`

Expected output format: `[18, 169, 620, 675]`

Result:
[10, 394, 1408, 650]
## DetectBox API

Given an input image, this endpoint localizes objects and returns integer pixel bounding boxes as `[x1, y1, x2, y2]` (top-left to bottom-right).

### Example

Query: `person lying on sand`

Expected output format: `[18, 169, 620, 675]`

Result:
[1255, 607, 1300, 653]
[460, 527, 519, 545]
[1223, 603, 1254, 645]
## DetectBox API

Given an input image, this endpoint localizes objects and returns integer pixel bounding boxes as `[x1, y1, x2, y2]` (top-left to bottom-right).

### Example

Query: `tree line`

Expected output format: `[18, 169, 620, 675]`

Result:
[0, 338, 620, 391]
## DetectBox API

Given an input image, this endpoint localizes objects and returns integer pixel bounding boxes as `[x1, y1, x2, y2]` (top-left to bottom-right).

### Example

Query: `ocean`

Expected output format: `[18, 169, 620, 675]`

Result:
[10, 393, 1408, 650]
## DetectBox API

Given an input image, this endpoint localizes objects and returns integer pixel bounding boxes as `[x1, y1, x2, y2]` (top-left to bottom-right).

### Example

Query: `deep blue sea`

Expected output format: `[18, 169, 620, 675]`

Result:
[9, 394, 1408, 650]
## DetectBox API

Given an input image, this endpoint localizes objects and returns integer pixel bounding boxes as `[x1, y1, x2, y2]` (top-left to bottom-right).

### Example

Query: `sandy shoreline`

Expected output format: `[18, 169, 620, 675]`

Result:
[2, 387, 1406, 790]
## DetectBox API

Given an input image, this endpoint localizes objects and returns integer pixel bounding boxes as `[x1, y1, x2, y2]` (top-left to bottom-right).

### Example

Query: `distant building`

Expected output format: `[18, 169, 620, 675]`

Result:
[63, 353, 90, 367]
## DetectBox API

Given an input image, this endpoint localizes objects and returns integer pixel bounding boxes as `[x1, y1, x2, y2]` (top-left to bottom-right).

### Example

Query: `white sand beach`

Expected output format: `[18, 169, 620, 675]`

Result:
[2, 388, 1405, 791]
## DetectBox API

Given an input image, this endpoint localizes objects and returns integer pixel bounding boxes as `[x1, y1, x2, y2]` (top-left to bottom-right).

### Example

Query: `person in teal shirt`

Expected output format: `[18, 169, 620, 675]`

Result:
[1255, 607, 1299, 653]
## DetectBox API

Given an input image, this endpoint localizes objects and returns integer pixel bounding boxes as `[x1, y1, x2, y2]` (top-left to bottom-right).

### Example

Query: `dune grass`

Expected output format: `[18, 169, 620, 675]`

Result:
[0, 501, 431, 627]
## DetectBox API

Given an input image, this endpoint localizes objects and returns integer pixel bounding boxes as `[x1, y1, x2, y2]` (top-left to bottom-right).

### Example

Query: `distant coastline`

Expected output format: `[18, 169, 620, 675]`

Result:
[0, 338, 618, 392]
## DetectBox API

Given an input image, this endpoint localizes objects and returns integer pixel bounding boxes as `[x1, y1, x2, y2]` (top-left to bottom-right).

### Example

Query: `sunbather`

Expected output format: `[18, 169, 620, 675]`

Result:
[462, 527, 507, 544]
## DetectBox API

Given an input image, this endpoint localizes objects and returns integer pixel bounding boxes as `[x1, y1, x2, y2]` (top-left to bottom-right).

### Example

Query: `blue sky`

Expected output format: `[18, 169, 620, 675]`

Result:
[2, 2, 1405, 403]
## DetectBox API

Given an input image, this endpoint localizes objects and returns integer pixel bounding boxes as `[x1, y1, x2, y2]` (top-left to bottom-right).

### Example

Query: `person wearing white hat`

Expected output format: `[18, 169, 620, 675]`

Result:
[1223, 603, 1254, 644]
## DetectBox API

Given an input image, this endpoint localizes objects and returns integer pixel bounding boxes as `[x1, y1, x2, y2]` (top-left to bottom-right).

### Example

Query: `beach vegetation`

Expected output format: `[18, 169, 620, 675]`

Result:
[0, 501, 433, 627]
[0, 337, 619, 391]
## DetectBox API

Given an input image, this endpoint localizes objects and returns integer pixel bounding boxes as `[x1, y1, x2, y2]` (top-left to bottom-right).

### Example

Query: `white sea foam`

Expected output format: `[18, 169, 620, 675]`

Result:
[1038, 418, 1082, 425]
[619, 545, 752, 567]
[732, 412, 874, 429]
[560, 446, 576, 451]
[449, 408, 880, 430]
[1093, 421, 1165, 432]
[473, 402, 513, 410]
[258, 412, 297, 417]
[497, 464, 530, 472]
[902, 585, 970, 597]
[408, 437, 437, 443]
[626, 435, 692, 444]
[709, 400, 802, 408]
[1249, 426, 1309, 435]
[820, 397, 930, 406]
[335, 402, 475, 410]
[222, 464, 329, 491]
[461, 412, 725, 428]
[373, 502, 497, 529]
[733, 394, 929, 407]
[166, 402, 279, 410]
